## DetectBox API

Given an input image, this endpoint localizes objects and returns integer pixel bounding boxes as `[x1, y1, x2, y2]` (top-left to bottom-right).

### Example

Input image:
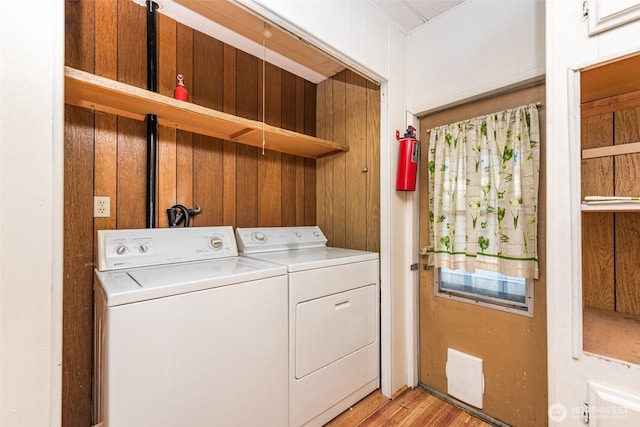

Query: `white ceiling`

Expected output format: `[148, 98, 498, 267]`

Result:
[371, 0, 466, 33]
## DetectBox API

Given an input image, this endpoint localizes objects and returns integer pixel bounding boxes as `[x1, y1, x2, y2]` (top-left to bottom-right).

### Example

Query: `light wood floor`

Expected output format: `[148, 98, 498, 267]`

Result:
[324, 387, 493, 427]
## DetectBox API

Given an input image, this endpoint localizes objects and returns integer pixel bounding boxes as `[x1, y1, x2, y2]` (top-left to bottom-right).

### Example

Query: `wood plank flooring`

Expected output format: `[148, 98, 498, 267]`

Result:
[325, 387, 493, 427]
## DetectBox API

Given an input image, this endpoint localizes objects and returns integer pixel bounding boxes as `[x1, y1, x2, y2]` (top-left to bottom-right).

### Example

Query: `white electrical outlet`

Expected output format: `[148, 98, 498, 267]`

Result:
[94, 196, 111, 218]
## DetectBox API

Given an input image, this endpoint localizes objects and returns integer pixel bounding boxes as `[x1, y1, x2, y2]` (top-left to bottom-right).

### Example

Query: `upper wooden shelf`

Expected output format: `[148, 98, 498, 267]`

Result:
[582, 203, 640, 212]
[64, 66, 348, 159]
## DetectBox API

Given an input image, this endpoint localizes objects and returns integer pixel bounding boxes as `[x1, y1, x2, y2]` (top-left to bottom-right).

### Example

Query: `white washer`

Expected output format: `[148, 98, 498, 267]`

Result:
[94, 226, 288, 427]
[235, 226, 380, 427]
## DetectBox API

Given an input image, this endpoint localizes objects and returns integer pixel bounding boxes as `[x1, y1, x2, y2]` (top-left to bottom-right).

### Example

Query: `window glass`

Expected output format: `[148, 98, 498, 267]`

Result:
[436, 268, 533, 316]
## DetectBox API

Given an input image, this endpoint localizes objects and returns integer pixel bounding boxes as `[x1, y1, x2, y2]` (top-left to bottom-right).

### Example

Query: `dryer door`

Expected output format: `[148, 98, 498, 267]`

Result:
[295, 284, 377, 378]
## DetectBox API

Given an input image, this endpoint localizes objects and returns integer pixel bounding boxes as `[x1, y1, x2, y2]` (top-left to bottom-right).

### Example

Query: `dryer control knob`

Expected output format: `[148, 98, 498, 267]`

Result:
[252, 232, 267, 243]
[138, 243, 149, 253]
[115, 245, 127, 255]
[209, 237, 223, 249]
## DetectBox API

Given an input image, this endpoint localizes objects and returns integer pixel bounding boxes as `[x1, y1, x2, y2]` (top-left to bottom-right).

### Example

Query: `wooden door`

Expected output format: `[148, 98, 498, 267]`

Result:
[418, 85, 548, 426]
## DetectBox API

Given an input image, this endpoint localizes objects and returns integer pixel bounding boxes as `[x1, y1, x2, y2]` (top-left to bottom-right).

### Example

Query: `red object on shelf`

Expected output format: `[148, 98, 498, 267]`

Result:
[174, 74, 188, 101]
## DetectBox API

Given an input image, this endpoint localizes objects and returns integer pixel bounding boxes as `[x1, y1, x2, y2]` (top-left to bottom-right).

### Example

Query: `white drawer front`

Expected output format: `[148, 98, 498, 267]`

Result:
[295, 284, 377, 378]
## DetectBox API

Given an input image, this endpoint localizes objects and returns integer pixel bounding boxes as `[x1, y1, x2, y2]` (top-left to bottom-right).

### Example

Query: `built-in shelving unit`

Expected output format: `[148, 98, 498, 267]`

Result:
[580, 53, 640, 366]
[64, 66, 348, 159]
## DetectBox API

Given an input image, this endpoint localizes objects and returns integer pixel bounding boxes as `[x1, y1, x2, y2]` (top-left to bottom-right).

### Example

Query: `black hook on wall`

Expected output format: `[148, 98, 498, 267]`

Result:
[167, 205, 201, 227]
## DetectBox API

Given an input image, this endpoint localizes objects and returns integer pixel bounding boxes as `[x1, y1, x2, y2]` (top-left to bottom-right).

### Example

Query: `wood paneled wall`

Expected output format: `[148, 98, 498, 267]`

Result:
[316, 71, 381, 252]
[582, 106, 640, 316]
[64, 1, 318, 425]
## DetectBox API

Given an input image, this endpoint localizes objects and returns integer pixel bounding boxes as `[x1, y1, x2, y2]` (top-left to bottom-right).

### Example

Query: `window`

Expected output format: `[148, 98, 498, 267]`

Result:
[435, 267, 533, 316]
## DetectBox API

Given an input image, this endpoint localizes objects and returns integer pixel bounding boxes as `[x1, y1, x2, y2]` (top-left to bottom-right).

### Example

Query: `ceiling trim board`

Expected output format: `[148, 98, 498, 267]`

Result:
[174, 0, 346, 78]
[233, 0, 386, 84]
[134, 0, 333, 83]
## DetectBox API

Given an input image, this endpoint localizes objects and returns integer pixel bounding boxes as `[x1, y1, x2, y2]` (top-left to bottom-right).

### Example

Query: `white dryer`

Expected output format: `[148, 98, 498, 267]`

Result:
[235, 226, 380, 427]
[94, 226, 288, 427]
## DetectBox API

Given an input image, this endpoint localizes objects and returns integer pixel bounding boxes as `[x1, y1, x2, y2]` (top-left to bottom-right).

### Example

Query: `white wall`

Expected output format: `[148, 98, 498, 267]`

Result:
[407, 0, 545, 115]
[546, 1, 640, 425]
[0, 0, 63, 426]
[237, 0, 415, 396]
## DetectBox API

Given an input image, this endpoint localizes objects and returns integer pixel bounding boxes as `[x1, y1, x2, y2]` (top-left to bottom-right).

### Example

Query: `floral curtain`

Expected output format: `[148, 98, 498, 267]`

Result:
[427, 104, 540, 279]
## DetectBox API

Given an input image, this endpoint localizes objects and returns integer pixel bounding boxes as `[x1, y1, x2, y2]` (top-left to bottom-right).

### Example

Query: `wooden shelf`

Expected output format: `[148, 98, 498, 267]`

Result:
[582, 141, 640, 159]
[64, 66, 348, 159]
[580, 201, 640, 212]
[583, 306, 640, 366]
[582, 203, 640, 212]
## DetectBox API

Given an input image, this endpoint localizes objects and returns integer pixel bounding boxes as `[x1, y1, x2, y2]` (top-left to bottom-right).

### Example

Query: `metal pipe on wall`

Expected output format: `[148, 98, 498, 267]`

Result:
[146, 0, 159, 228]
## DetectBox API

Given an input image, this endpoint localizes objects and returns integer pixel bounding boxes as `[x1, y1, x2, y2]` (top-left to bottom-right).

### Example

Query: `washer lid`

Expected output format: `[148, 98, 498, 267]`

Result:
[243, 247, 379, 272]
[96, 257, 287, 306]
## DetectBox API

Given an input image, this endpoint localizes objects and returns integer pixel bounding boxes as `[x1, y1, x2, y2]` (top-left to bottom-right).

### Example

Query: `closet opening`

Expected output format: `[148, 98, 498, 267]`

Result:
[580, 52, 640, 365]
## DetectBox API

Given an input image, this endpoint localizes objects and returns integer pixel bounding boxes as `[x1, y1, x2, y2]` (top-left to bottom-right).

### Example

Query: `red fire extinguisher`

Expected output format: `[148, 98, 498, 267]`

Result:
[396, 125, 420, 191]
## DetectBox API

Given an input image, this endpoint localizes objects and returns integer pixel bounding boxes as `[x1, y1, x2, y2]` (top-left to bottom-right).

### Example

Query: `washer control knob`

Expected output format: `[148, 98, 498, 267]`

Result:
[296, 232, 302, 238]
[209, 237, 223, 249]
[115, 245, 127, 255]
[252, 232, 267, 243]
[313, 231, 320, 237]
[138, 243, 149, 253]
